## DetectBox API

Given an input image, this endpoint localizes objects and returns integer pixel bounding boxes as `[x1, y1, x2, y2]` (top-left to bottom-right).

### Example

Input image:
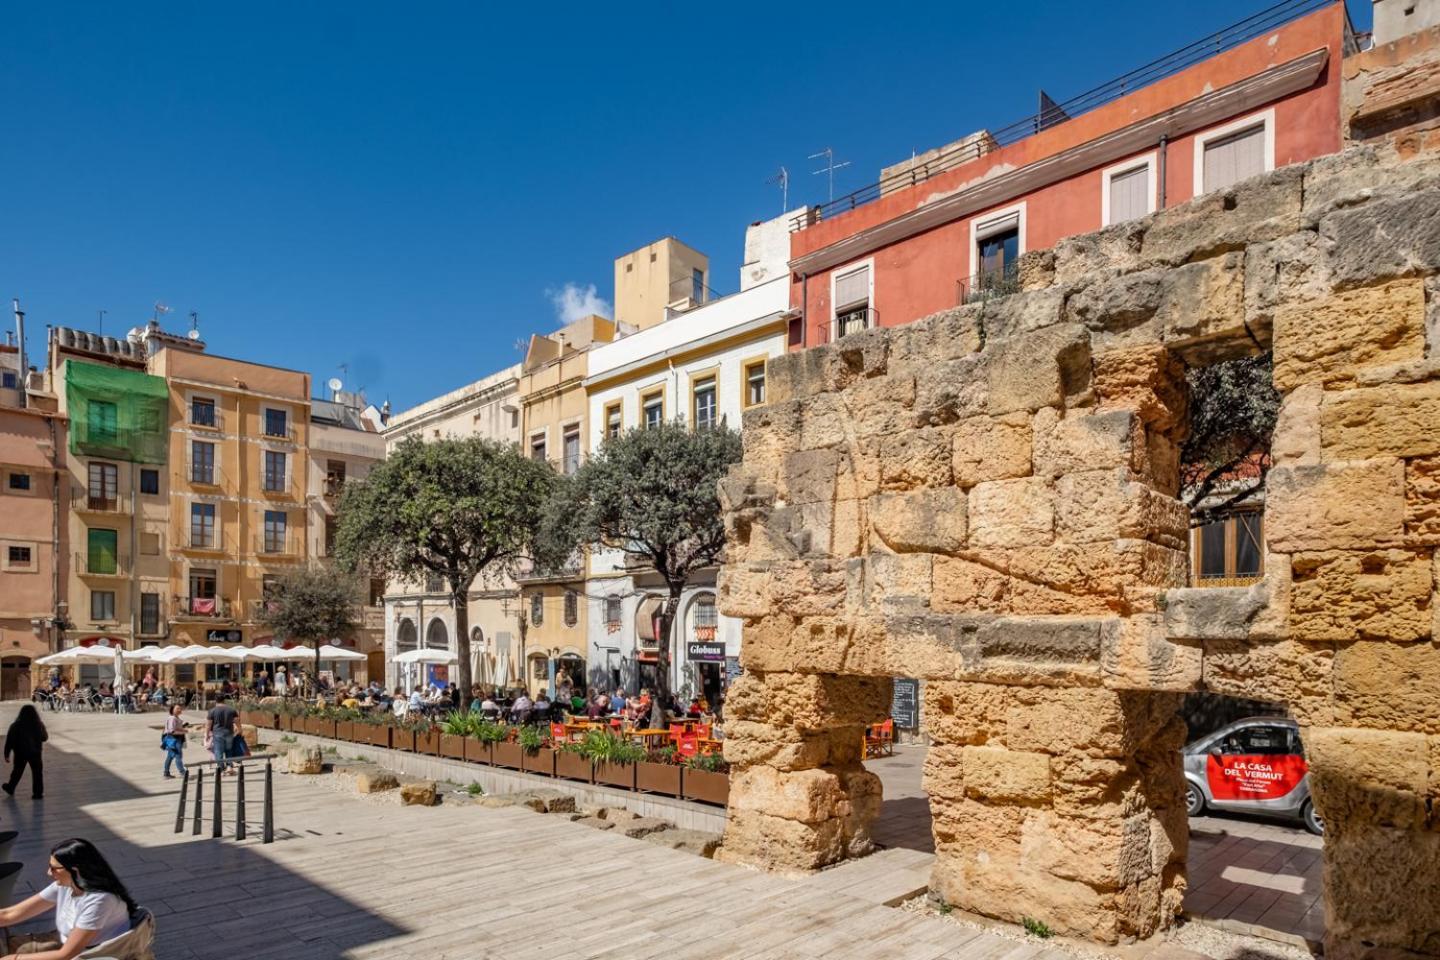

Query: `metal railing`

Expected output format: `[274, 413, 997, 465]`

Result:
[174, 753, 277, 843]
[957, 264, 1023, 306]
[185, 463, 224, 487]
[255, 535, 302, 557]
[260, 476, 296, 498]
[322, 476, 346, 499]
[179, 530, 224, 551]
[71, 487, 130, 514]
[74, 552, 130, 577]
[175, 596, 231, 619]
[792, 0, 1337, 229]
[189, 410, 223, 431]
[261, 423, 295, 442]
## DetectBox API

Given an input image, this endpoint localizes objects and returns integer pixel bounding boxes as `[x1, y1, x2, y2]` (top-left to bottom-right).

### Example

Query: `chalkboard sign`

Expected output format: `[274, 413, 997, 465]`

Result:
[725, 658, 743, 684]
[891, 677, 920, 730]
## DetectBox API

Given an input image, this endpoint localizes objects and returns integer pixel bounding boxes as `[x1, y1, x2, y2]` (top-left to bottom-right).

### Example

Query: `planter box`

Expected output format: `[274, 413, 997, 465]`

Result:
[682, 769, 730, 806]
[464, 739, 492, 765]
[554, 750, 592, 783]
[309, 718, 336, 740]
[522, 746, 555, 777]
[439, 734, 467, 760]
[491, 741, 523, 770]
[361, 724, 391, 749]
[635, 761, 682, 797]
[253, 712, 277, 730]
[392, 727, 417, 753]
[412, 728, 439, 755]
[280, 714, 298, 733]
[595, 761, 635, 791]
[334, 720, 354, 743]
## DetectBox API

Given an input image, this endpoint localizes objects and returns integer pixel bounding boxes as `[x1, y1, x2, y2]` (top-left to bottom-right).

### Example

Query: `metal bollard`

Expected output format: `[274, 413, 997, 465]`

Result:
[263, 760, 274, 844]
[192, 768, 204, 835]
[212, 762, 223, 839]
[235, 764, 247, 841]
[174, 770, 189, 834]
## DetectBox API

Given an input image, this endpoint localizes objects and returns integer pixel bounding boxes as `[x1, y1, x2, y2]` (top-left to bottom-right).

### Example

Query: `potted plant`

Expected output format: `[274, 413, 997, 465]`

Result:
[520, 725, 555, 777]
[467, 720, 504, 764]
[490, 727, 524, 769]
[357, 716, 391, 749]
[581, 730, 642, 790]
[681, 753, 730, 806]
[307, 708, 336, 740]
[393, 718, 419, 753]
[555, 741, 593, 783]
[636, 744, 682, 797]
[438, 712, 469, 760]
[333, 707, 359, 743]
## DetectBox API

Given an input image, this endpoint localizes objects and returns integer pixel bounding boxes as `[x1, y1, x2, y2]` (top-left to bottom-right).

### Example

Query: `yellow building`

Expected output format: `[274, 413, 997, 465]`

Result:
[515, 314, 615, 694]
[612, 238, 710, 331]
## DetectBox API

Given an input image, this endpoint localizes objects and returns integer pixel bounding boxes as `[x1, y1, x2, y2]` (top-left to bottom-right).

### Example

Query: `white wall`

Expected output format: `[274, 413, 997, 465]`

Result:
[742, 208, 807, 291]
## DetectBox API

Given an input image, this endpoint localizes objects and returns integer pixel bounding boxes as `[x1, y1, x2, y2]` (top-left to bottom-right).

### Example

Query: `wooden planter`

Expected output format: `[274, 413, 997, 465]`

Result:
[554, 750, 592, 783]
[682, 769, 730, 806]
[635, 761, 682, 797]
[464, 738, 492, 765]
[595, 761, 635, 791]
[392, 727, 417, 753]
[439, 734, 467, 760]
[522, 746, 555, 777]
[491, 741, 523, 769]
[334, 720, 354, 742]
[362, 724, 392, 749]
[309, 718, 336, 740]
[280, 714, 299, 733]
[252, 712, 276, 730]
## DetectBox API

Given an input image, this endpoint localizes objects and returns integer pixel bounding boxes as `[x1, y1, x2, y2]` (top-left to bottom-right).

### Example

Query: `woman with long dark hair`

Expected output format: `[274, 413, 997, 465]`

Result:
[3, 704, 47, 799]
[0, 838, 136, 957]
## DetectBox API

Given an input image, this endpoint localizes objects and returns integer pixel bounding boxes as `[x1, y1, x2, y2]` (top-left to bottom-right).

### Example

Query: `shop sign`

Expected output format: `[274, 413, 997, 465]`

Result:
[77, 637, 124, 648]
[207, 629, 243, 643]
[686, 641, 725, 662]
[1205, 754, 1307, 801]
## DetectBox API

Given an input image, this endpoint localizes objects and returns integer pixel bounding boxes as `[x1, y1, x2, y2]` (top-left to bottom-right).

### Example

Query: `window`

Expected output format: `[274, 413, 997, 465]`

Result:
[140, 593, 161, 635]
[833, 262, 872, 338]
[190, 568, 217, 599]
[564, 590, 578, 627]
[1217, 725, 1295, 756]
[264, 408, 288, 438]
[692, 268, 705, 303]
[562, 425, 581, 475]
[693, 594, 717, 640]
[88, 462, 118, 510]
[604, 402, 622, 441]
[190, 440, 215, 484]
[263, 510, 287, 553]
[87, 528, 119, 575]
[369, 578, 385, 606]
[7, 545, 32, 566]
[262, 574, 280, 598]
[605, 595, 622, 629]
[325, 459, 346, 497]
[744, 360, 766, 408]
[191, 397, 216, 428]
[967, 203, 1025, 301]
[977, 227, 1019, 289]
[530, 592, 544, 626]
[90, 590, 116, 621]
[530, 433, 547, 463]
[1192, 510, 1263, 586]
[190, 502, 216, 548]
[7, 472, 30, 491]
[642, 390, 664, 430]
[323, 515, 338, 556]
[1, 371, 15, 389]
[88, 401, 118, 444]
[263, 450, 287, 492]
[692, 376, 717, 431]
[1102, 154, 1156, 226]
[1196, 111, 1273, 195]
[424, 573, 444, 593]
[139, 469, 159, 495]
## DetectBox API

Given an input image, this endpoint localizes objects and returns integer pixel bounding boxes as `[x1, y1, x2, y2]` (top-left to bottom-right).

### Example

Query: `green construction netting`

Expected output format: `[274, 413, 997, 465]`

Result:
[65, 360, 170, 464]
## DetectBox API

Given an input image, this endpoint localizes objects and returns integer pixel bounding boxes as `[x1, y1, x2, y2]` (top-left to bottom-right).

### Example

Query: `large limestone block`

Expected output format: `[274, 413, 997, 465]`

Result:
[1244, 231, 1331, 337]
[799, 393, 849, 450]
[717, 564, 774, 620]
[1273, 279, 1426, 390]
[1321, 379, 1440, 460]
[923, 680, 1013, 746]
[1055, 469, 1188, 548]
[1091, 346, 1187, 434]
[763, 559, 848, 616]
[1004, 686, 1185, 758]
[986, 324, 1091, 415]
[869, 488, 966, 553]
[725, 670, 891, 732]
[1267, 460, 1406, 552]
[782, 449, 839, 505]
[960, 287, 1065, 342]
[1290, 549, 1433, 642]
[878, 426, 954, 490]
[1333, 640, 1440, 734]
[891, 306, 984, 365]
[1319, 821, 1440, 960]
[1141, 163, 1303, 266]
[1320, 187, 1440, 289]
[864, 551, 934, 612]
[287, 746, 323, 775]
[1020, 810, 1158, 891]
[727, 766, 853, 823]
[719, 809, 844, 872]
[911, 355, 989, 426]
[1102, 614, 1202, 692]
[400, 780, 437, 806]
[931, 555, 1117, 616]
[1270, 382, 1322, 466]
[838, 373, 917, 441]
[969, 476, 1056, 548]
[357, 770, 399, 794]
[1202, 638, 1336, 726]
[1306, 726, 1432, 828]
[960, 746, 1051, 803]
[722, 720, 861, 772]
[1032, 408, 1136, 479]
[1406, 455, 1440, 544]
[738, 616, 880, 676]
[951, 413, 1032, 487]
[1052, 220, 1146, 286]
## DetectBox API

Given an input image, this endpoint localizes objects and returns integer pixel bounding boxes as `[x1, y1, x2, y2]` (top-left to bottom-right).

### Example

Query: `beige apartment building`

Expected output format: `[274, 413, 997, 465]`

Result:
[612, 237, 711, 330]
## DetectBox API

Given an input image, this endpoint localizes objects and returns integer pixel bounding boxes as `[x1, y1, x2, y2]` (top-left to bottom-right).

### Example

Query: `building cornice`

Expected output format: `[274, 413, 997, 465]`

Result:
[583, 314, 789, 391]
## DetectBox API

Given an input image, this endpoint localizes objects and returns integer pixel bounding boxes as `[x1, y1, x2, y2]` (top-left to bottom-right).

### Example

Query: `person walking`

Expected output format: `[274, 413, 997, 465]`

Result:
[3, 704, 47, 799]
[205, 699, 239, 774]
[161, 705, 188, 780]
[0, 837, 138, 956]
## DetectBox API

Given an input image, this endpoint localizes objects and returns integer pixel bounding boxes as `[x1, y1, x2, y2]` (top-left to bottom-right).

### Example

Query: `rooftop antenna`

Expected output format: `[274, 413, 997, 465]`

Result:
[187, 311, 201, 342]
[153, 302, 171, 323]
[97, 309, 106, 337]
[338, 362, 349, 385]
[809, 146, 851, 203]
[766, 166, 789, 214]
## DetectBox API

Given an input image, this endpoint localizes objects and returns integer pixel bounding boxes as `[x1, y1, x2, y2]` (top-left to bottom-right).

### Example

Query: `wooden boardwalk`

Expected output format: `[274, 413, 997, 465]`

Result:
[0, 708, 1061, 960]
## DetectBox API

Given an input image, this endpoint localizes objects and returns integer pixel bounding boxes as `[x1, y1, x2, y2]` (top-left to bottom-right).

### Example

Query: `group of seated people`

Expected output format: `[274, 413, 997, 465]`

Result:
[33, 675, 196, 713]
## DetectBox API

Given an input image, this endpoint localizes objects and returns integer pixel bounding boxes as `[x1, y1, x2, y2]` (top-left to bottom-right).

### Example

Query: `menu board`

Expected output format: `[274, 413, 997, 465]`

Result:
[891, 677, 920, 730]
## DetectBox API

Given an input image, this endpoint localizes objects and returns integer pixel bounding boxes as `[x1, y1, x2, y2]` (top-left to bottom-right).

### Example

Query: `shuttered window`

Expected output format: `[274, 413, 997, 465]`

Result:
[834, 265, 870, 310]
[1203, 124, 1266, 193]
[1108, 165, 1150, 224]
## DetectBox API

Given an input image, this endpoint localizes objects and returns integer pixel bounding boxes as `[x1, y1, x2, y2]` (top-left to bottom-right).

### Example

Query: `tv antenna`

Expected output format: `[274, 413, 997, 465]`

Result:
[809, 146, 851, 203]
[766, 166, 789, 213]
[187, 311, 201, 341]
[97, 309, 106, 337]
[153, 302, 171, 322]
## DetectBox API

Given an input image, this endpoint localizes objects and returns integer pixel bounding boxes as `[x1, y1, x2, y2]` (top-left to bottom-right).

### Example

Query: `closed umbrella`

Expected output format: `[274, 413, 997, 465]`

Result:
[111, 646, 125, 713]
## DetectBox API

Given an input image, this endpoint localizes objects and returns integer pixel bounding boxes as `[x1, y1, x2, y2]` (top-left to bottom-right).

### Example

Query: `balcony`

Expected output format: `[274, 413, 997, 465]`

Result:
[188, 410, 224, 432]
[261, 422, 296, 442]
[248, 598, 278, 622]
[174, 596, 231, 620]
[255, 534, 302, 558]
[74, 552, 130, 578]
[957, 264, 1022, 306]
[260, 476, 297, 500]
[323, 476, 346, 500]
[179, 530, 225, 552]
[71, 487, 131, 515]
[185, 463, 226, 489]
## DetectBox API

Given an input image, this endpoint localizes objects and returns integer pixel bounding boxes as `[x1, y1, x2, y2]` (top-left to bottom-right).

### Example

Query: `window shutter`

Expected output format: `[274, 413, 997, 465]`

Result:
[1203, 124, 1265, 192]
[834, 265, 870, 310]
[1109, 166, 1149, 223]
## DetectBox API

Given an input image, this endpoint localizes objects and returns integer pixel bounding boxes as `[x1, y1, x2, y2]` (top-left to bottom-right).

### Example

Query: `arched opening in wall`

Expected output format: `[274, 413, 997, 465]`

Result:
[395, 619, 417, 654]
[424, 618, 448, 650]
[863, 675, 933, 855]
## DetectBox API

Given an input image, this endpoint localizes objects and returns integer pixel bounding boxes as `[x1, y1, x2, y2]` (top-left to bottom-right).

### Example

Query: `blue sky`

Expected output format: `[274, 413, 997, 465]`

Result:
[2, 1, 1369, 411]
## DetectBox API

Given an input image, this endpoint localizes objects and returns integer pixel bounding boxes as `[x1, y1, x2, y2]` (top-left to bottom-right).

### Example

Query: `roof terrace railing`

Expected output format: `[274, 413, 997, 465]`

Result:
[792, 0, 1337, 230]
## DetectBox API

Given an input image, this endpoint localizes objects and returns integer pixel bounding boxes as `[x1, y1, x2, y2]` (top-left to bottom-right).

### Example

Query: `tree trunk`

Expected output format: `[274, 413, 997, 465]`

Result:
[648, 584, 683, 730]
[314, 641, 322, 693]
[454, 583, 473, 710]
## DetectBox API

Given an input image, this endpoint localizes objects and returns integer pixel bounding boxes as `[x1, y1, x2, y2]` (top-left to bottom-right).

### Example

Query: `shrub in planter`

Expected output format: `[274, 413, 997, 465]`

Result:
[466, 720, 505, 764]
[358, 721, 392, 749]
[518, 725, 554, 776]
[568, 729, 644, 786]
[438, 712, 469, 759]
[681, 754, 730, 806]
[491, 728, 524, 770]
[594, 760, 635, 790]
[554, 747, 592, 783]
[392, 723, 418, 753]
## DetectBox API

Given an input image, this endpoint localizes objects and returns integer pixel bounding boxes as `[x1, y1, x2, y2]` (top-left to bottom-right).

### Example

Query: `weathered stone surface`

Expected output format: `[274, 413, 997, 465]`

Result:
[911, 356, 989, 426]
[960, 746, 1051, 803]
[1055, 469, 1188, 548]
[1333, 640, 1440, 734]
[1032, 408, 1135, 479]
[931, 555, 1118, 617]
[1307, 727, 1432, 828]
[1244, 230, 1331, 336]
[620, 817, 673, 839]
[1320, 187, 1440, 288]
[986, 324, 1091, 415]
[1267, 460, 1407, 551]
[1091, 346, 1188, 434]
[356, 770, 399, 794]
[951, 413, 1032, 487]
[878, 426, 954, 490]
[869, 487, 966, 553]
[1142, 164, 1304, 266]
[517, 790, 576, 814]
[400, 780, 437, 806]
[287, 746, 323, 775]
[724, 671, 891, 732]
[1052, 220, 1146, 286]
[1104, 614, 1203, 692]
[1321, 379, 1440, 460]
[1274, 279, 1427, 390]
[1406, 455, 1440, 544]
[1290, 549, 1434, 642]
[968, 287, 1066, 341]
[1161, 586, 1269, 641]
[1202, 638, 1336, 726]
[640, 828, 722, 858]
[1270, 382, 1322, 466]
[865, 551, 934, 612]
[968, 477, 1055, 548]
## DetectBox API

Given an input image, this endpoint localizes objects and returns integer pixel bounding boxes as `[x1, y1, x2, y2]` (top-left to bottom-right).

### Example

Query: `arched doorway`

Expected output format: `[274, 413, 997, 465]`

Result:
[395, 618, 418, 654]
[0, 657, 32, 700]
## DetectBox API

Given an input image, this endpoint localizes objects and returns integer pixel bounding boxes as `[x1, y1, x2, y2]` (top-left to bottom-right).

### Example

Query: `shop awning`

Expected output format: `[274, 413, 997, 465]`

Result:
[635, 597, 662, 642]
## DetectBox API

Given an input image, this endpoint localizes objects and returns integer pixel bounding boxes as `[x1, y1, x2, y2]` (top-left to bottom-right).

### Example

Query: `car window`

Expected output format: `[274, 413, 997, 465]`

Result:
[1219, 725, 1293, 755]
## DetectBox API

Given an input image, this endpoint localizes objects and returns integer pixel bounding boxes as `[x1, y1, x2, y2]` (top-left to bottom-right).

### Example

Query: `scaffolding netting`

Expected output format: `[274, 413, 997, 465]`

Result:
[65, 360, 169, 463]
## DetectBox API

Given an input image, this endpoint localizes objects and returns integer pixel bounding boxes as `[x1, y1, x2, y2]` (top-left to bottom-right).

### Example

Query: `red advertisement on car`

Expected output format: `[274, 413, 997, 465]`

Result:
[1205, 754, 1308, 801]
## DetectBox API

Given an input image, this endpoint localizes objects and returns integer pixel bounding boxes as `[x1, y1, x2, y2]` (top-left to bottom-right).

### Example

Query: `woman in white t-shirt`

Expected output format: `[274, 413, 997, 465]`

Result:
[0, 838, 134, 959]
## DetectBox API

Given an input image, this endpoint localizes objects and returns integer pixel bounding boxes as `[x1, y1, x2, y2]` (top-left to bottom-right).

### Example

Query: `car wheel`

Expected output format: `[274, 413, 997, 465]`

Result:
[1302, 799, 1324, 836]
[1185, 782, 1205, 816]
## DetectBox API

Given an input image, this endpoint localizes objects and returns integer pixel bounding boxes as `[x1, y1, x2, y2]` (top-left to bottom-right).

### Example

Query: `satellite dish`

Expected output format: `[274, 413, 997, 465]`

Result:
[186, 329, 201, 341]
[327, 377, 344, 393]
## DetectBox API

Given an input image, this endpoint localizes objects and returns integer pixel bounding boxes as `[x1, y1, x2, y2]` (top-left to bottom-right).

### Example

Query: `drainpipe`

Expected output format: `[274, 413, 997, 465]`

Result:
[799, 274, 809, 348]
[1157, 135, 1169, 211]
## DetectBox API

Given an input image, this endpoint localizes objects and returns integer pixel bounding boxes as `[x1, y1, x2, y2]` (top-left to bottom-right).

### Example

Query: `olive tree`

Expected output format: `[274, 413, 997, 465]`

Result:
[253, 563, 360, 682]
[1181, 353, 1281, 527]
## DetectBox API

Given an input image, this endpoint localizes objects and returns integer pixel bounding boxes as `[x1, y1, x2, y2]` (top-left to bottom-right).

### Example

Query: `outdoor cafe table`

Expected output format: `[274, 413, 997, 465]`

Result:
[631, 728, 671, 744]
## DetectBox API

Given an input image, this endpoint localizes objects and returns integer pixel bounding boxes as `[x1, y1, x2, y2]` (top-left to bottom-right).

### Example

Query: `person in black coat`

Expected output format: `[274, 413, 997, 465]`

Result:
[4, 704, 48, 798]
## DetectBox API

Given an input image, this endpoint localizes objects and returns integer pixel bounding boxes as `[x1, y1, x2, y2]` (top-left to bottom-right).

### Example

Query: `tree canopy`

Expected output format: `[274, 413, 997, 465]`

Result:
[1180, 353, 1281, 525]
[253, 563, 360, 677]
[334, 435, 557, 705]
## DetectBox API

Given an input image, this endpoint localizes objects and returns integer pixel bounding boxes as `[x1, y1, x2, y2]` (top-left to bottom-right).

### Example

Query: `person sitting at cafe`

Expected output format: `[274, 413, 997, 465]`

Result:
[510, 692, 533, 724]
[533, 692, 551, 720]
[585, 691, 607, 719]
[475, 692, 499, 715]
[610, 688, 626, 715]
[392, 687, 409, 718]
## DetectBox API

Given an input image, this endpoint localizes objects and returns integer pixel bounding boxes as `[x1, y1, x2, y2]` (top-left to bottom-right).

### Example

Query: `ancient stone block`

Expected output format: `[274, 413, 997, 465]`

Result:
[1020, 810, 1157, 890]
[1142, 164, 1303, 266]
[951, 412, 1032, 488]
[911, 355, 989, 426]
[869, 488, 966, 553]
[878, 426, 954, 490]
[1318, 821, 1440, 960]
[968, 476, 1056, 548]
[1103, 614, 1202, 692]
[1406, 455, 1440, 544]
[718, 809, 845, 872]
[738, 616, 881, 676]
[287, 746, 323, 775]
[1274, 279, 1426, 390]
[1055, 469, 1188, 548]
[1321, 379, 1440, 460]
[968, 286, 1065, 341]
[986, 324, 1091, 415]
[1202, 638, 1336, 726]
[724, 671, 891, 732]
[1306, 726, 1432, 828]
[357, 770, 399, 794]
[1271, 381, 1322, 466]
[400, 780, 437, 806]
[1320, 187, 1440, 288]
[1091, 346, 1187, 434]
[1333, 640, 1440, 734]
[721, 719, 860, 772]
[1244, 231, 1331, 337]
[1032, 407, 1136, 481]
[1052, 220, 1146, 286]
[1267, 459, 1407, 552]
[931, 555, 1118, 617]
[960, 746, 1051, 803]
[1290, 549, 1433, 642]
[891, 307, 983, 365]
[782, 449, 839, 505]
[800, 393, 849, 449]
[865, 551, 934, 612]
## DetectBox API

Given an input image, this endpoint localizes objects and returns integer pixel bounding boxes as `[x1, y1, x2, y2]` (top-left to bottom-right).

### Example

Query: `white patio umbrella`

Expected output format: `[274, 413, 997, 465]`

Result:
[245, 644, 293, 662]
[34, 649, 78, 666]
[111, 646, 125, 712]
[168, 645, 248, 664]
[393, 649, 457, 664]
[316, 644, 365, 662]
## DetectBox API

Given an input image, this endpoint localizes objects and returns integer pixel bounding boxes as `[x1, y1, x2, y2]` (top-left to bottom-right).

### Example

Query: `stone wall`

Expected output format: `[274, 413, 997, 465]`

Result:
[718, 137, 1440, 958]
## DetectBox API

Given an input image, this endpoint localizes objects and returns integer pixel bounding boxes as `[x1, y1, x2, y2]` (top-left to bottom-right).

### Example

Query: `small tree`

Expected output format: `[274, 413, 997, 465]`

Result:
[543, 420, 742, 727]
[254, 563, 361, 683]
[1181, 353, 1281, 527]
[334, 436, 556, 708]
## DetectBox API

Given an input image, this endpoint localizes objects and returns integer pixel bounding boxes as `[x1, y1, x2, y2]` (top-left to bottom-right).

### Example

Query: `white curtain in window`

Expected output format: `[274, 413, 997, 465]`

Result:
[1109, 166, 1150, 223]
[1203, 124, 1265, 193]
[834, 265, 869, 310]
